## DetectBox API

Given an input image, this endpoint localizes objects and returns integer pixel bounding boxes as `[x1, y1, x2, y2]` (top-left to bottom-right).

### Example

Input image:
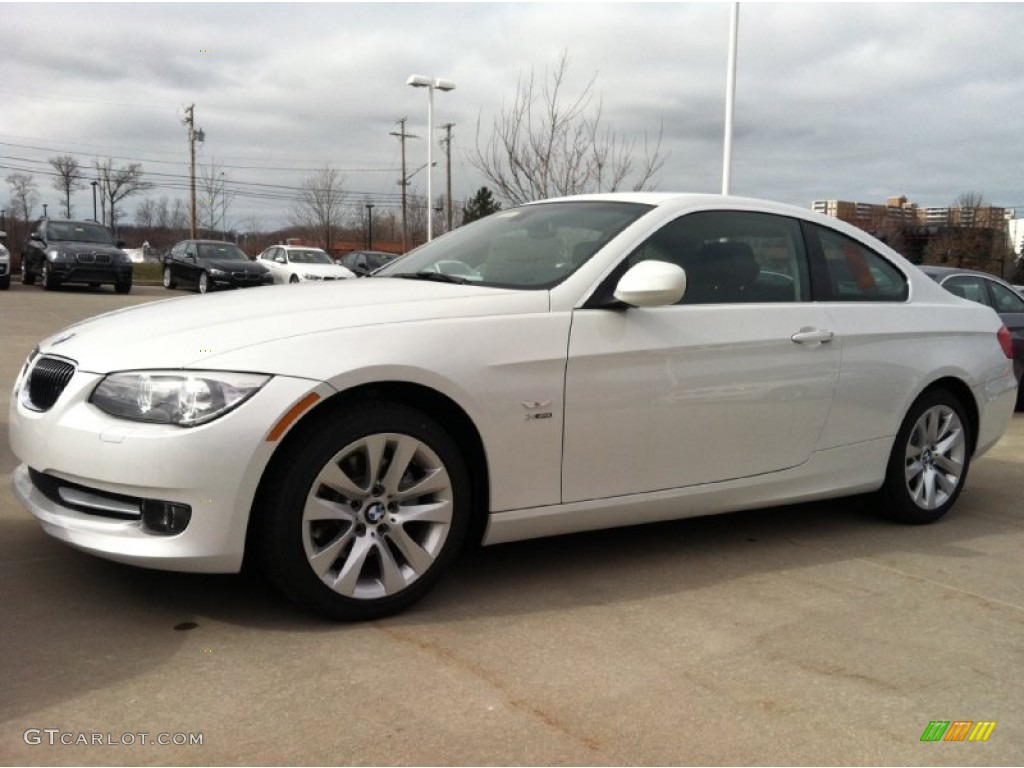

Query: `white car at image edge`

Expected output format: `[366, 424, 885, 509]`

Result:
[8, 193, 1018, 620]
[0, 233, 11, 289]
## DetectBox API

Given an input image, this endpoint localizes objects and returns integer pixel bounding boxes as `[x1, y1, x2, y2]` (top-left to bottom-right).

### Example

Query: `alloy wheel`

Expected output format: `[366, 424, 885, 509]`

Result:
[301, 432, 455, 601]
[903, 403, 967, 511]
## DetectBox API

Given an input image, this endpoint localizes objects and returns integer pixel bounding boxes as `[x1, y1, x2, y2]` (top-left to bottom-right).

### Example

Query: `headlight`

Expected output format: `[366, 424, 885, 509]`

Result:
[115, 253, 131, 264]
[302, 274, 321, 281]
[90, 371, 271, 427]
[208, 268, 227, 277]
[47, 248, 64, 261]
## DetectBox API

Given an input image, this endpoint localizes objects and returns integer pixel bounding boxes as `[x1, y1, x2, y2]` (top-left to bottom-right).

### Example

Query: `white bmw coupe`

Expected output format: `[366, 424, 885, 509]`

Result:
[9, 194, 1018, 619]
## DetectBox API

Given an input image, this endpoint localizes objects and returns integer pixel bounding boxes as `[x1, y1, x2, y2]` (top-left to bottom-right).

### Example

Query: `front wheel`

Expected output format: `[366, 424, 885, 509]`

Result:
[0, 275, 9, 290]
[878, 389, 971, 524]
[114, 277, 132, 294]
[198, 271, 211, 294]
[257, 402, 471, 620]
[289, 274, 300, 284]
[163, 266, 177, 289]
[21, 267, 36, 286]
[41, 263, 60, 291]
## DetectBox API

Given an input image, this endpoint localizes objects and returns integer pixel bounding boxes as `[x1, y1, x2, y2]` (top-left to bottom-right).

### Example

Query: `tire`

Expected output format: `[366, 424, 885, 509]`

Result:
[21, 267, 35, 286]
[878, 388, 971, 524]
[163, 267, 177, 290]
[41, 263, 60, 291]
[88, 282, 101, 289]
[257, 401, 471, 620]
[289, 274, 300, 284]
[114, 277, 132, 294]
[198, 272, 211, 294]
[0, 275, 9, 290]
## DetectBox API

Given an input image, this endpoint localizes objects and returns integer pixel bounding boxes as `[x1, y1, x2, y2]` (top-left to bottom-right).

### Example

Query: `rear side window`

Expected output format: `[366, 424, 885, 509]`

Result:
[809, 224, 908, 302]
[987, 280, 1024, 313]
[942, 275, 991, 306]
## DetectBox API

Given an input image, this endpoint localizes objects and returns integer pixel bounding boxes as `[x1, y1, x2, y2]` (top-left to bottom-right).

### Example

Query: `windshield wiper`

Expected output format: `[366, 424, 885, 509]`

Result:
[390, 271, 469, 285]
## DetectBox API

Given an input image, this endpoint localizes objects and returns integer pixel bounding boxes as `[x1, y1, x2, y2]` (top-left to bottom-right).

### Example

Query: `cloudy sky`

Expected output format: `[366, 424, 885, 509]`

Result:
[2, 1, 1022, 233]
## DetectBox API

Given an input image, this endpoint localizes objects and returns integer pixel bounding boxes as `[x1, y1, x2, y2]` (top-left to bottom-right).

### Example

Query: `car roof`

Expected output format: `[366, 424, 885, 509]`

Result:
[280, 245, 327, 251]
[919, 264, 1010, 283]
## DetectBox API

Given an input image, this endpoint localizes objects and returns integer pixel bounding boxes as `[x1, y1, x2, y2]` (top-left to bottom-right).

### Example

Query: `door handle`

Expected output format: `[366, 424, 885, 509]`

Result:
[791, 327, 834, 345]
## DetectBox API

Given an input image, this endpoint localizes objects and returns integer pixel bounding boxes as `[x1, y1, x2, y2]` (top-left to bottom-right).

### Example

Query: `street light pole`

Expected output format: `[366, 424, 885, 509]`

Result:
[366, 203, 375, 250]
[722, 2, 739, 195]
[91, 181, 98, 221]
[407, 74, 455, 241]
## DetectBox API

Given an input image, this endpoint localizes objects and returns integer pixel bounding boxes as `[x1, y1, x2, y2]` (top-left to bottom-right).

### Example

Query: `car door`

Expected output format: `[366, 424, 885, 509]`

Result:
[562, 210, 840, 503]
[262, 247, 285, 283]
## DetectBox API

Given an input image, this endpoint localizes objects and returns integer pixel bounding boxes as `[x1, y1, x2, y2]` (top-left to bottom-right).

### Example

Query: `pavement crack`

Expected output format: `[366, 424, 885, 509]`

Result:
[376, 626, 603, 755]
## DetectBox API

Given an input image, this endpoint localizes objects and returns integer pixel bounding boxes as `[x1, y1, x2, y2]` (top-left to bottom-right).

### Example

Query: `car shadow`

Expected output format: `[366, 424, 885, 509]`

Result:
[3, 458, 1021, 723]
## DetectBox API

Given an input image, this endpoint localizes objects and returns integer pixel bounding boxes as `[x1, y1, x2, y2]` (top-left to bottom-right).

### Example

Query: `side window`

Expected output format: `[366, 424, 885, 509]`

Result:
[625, 210, 809, 304]
[987, 279, 1024, 313]
[943, 276, 991, 306]
[811, 225, 908, 301]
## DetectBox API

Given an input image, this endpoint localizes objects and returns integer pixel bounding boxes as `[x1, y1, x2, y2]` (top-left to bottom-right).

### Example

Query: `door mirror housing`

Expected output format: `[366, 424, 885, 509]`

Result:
[613, 260, 687, 307]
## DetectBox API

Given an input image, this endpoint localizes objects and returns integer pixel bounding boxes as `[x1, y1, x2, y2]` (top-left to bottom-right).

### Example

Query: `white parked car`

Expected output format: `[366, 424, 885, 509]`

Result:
[9, 193, 1018, 620]
[256, 245, 355, 283]
[0, 233, 10, 289]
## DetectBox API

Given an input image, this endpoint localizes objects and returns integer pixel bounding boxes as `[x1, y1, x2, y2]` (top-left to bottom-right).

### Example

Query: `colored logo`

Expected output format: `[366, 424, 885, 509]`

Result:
[920, 720, 996, 742]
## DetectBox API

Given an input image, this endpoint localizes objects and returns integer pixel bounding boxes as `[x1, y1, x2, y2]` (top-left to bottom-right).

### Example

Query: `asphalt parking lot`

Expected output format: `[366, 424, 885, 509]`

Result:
[1, 280, 1023, 766]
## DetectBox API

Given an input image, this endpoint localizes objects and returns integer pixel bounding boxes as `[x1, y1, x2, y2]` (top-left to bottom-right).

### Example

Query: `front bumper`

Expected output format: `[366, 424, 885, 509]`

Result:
[50, 262, 131, 285]
[9, 367, 332, 572]
[211, 272, 273, 289]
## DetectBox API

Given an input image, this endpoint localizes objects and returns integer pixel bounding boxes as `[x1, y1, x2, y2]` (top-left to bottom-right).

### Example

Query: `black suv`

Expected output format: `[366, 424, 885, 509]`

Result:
[22, 219, 133, 293]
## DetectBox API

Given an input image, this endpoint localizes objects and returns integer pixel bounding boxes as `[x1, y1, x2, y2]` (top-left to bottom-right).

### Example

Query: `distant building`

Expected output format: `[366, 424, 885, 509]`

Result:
[811, 195, 1007, 231]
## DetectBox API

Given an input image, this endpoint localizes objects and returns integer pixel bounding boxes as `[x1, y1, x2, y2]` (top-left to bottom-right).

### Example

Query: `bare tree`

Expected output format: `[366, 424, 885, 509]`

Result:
[94, 158, 154, 235]
[48, 155, 85, 218]
[471, 51, 666, 205]
[6, 172, 40, 223]
[290, 165, 347, 252]
[197, 160, 236, 239]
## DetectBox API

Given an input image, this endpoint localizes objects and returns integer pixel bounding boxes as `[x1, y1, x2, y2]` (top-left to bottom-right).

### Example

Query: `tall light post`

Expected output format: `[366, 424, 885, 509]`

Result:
[91, 180, 98, 221]
[365, 203, 375, 249]
[722, 2, 739, 195]
[406, 74, 455, 242]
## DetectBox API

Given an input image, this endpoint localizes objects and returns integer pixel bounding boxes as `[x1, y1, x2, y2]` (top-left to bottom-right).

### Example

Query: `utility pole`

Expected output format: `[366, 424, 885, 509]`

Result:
[390, 117, 417, 252]
[441, 122, 455, 233]
[366, 203, 375, 250]
[183, 104, 204, 240]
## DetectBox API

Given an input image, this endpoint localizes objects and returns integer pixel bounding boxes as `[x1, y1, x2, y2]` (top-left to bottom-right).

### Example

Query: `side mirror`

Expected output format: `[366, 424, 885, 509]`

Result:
[613, 260, 687, 307]
[116, 240, 126, 248]
[274, 256, 286, 264]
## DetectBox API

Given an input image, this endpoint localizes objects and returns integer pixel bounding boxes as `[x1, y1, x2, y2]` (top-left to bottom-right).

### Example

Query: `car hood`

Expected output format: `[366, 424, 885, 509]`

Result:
[50, 240, 123, 254]
[36, 278, 546, 373]
[288, 262, 350, 276]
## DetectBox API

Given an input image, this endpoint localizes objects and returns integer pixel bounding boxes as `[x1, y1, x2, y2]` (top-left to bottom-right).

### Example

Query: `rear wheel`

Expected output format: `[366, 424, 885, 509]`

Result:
[257, 402, 471, 620]
[21, 267, 35, 286]
[0, 275, 9, 290]
[879, 389, 971, 524]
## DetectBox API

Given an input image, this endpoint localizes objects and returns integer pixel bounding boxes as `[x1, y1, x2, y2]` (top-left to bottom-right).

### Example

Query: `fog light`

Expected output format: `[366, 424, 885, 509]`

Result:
[141, 500, 192, 535]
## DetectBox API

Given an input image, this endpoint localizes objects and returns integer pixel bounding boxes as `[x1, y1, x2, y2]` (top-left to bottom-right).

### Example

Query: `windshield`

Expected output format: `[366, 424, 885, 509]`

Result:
[377, 201, 651, 289]
[48, 222, 114, 245]
[198, 243, 248, 261]
[288, 249, 333, 265]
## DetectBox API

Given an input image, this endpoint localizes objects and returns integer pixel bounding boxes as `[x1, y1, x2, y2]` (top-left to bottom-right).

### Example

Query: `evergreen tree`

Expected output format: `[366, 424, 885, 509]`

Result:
[461, 187, 502, 224]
